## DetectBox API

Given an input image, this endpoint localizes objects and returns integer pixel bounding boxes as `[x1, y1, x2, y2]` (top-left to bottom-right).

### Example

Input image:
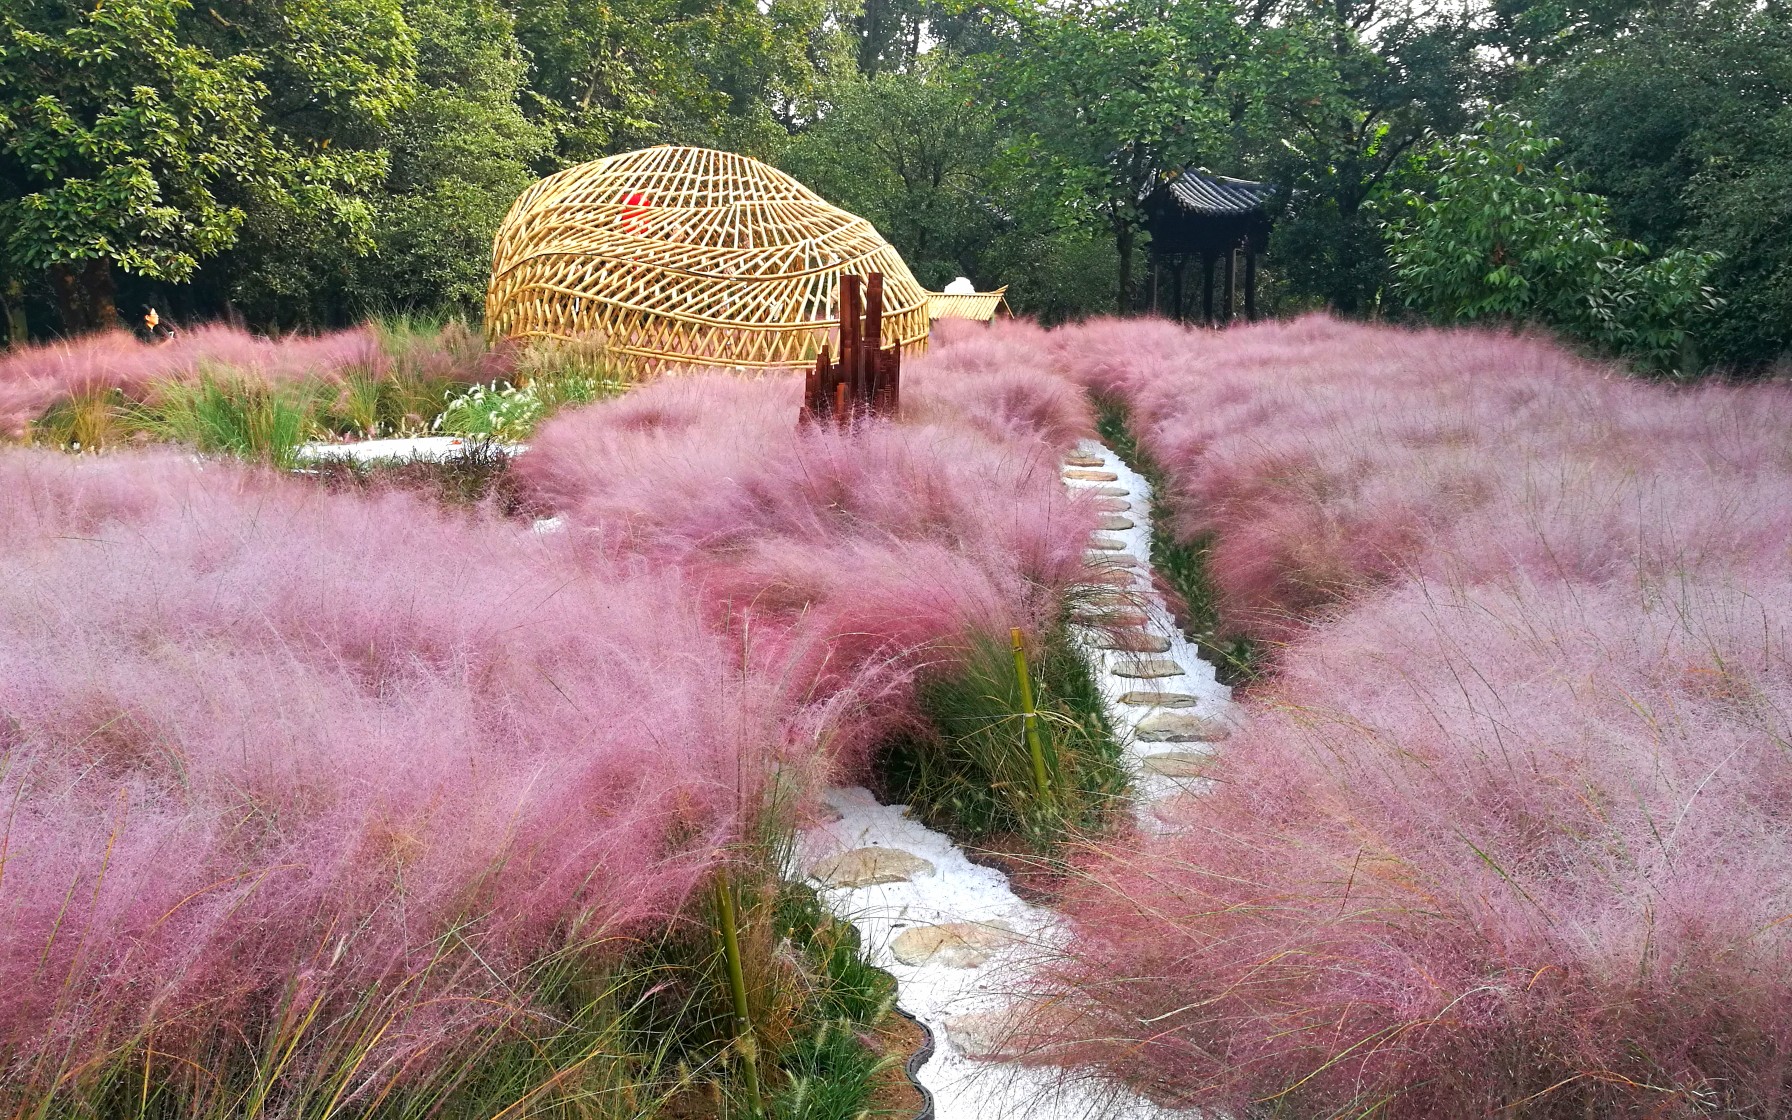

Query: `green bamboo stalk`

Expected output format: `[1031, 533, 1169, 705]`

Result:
[714, 867, 764, 1119]
[1010, 627, 1055, 809]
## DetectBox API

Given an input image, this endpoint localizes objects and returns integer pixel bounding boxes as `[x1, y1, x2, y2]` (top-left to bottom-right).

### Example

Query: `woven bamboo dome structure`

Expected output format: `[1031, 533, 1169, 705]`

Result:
[485, 146, 931, 371]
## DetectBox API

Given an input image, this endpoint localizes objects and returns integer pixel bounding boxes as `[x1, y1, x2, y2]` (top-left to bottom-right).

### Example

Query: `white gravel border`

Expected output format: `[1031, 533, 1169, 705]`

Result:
[291, 435, 524, 463]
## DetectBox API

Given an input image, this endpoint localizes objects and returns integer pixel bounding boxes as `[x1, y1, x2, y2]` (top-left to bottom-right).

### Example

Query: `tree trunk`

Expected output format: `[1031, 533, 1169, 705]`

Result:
[1115, 223, 1134, 315]
[3, 279, 26, 348]
[48, 259, 118, 335]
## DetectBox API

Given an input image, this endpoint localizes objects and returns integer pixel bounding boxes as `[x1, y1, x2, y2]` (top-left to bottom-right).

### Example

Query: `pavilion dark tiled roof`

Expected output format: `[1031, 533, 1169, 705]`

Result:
[1162, 169, 1275, 215]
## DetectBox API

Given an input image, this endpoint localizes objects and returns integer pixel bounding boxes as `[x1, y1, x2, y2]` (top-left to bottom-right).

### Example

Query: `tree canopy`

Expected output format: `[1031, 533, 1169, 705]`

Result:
[2, 0, 1786, 372]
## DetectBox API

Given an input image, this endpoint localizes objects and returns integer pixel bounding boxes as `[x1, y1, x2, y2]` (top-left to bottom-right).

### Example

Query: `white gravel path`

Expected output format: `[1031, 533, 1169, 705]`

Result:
[797, 438, 1232, 1119]
[291, 435, 524, 463]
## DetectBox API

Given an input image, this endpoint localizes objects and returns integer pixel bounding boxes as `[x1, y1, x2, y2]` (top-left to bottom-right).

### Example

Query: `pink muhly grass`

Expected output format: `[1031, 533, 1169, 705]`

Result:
[0, 321, 508, 441]
[1051, 570, 1792, 1116]
[1053, 314, 1792, 648]
[510, 331, 1099, 769]
[0, 448, 809, 1097]
[1036, 315, 1792, 1115]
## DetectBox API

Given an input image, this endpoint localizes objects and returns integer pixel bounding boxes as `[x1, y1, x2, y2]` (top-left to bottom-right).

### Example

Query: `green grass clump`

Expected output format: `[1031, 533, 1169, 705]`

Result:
[133, 372, 326, 468]
[29, 387, 133, 452]
[1095, 402, 1259, 685]
[880, 618, 1127, 850]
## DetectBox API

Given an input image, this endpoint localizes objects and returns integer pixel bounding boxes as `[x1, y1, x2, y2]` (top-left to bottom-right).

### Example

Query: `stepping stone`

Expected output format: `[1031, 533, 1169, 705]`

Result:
[1118, 690, 1199, 708]
[1152, 792, 1203, 824]
[1087, 569, 1136, 587]
[1114, 658, 1185, 680]
[810, 847, 934, 888]
[1097, 630, 1171, 654]
[1087, 535, 1126, 550]
[1090, 485, 1128, 497]
[1064, 469, 1120, 482]
[1093, 498, 1131, 512]
[891, 921, 1018, 968]
[1141, 751, 1212, 778]
[1063, 453, 1105, 467]
[1071, 609, 1151, 629]
[1137, 712, 1231, 742]
[1098, 514, 1135, 531]
[943, 1010, 1027, 1060]
[1088, 553, 1137, 567]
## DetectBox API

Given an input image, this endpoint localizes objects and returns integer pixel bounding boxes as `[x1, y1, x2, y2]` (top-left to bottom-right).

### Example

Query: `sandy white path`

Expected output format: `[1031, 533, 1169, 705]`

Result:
[797, 439, 1232, 1119]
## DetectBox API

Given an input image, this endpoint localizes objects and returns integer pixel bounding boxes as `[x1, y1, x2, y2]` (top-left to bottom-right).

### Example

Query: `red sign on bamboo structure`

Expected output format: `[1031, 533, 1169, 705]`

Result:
[801, 273, 901, 428]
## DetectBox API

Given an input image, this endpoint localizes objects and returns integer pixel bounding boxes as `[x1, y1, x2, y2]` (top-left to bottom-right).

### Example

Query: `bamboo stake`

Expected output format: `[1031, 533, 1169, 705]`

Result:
[1010, 627, 1054, 810]
[714, 869, 764, 1118]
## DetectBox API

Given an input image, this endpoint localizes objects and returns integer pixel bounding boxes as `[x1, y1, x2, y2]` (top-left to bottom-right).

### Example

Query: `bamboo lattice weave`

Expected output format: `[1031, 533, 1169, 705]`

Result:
[928, 288, 1010, 322]
[485, 146, 931, 371]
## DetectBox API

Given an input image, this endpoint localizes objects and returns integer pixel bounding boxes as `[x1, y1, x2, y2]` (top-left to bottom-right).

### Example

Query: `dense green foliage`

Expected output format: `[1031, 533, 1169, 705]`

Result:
[1384, 116, 1721, 373]
[3, 0, 1788, 370]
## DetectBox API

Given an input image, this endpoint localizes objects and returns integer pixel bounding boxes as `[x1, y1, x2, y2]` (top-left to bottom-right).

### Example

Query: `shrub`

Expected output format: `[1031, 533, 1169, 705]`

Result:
[1383, 115, 1722, 374]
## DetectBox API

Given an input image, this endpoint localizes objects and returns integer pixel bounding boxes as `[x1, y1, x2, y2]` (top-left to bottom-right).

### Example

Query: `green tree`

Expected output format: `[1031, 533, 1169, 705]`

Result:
[358, 0, 555, 316]
[1383, 115, 1720, 373]
[1533, 0, 1792, 369]
[509, 0, 831, 161]
[189, 0, 417, 326]
[1001, 0, 1244, 312]
[781, 60, 1004, 289]
[1263, 1, 1478, 313]
[0, 0, 268, 332]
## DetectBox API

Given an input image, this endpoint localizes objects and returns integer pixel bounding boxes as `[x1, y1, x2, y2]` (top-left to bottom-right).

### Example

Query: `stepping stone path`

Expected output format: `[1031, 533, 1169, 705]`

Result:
[1136, 712, 1230, 742]
[1118, 690, 1200, 708]
[811, 846, 935, 888]
[1074, 609, 1152, 629]
[1114, 658, 1185, 679]
[892, 921, 1019, 968]
[1098, 630, 1173, 654]
[1141, 751, 1213, 778]
[798, 438, 1233, 1120]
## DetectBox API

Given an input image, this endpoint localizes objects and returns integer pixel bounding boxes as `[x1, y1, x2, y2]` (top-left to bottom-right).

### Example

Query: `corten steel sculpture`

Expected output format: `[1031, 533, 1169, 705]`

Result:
[485, 145, 932, 373]
[801, 273, 901, 428]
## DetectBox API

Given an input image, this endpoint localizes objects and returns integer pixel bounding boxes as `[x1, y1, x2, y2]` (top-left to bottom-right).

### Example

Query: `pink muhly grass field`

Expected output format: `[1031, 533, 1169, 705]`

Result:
[511, 322, 1100, 766]
[0, 322, 507, 440]
[0, 448, 809, 1099]
[1038, 316, 1792, 1115]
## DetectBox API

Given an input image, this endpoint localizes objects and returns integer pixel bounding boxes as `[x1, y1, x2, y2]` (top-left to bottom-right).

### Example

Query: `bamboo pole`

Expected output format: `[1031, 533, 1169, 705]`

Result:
[1010, 627, 1054, 809]
[714, 869, 764, 1118]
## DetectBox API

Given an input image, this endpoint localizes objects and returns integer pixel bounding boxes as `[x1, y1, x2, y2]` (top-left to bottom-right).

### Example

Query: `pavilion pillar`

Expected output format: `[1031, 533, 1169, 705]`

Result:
[1171, 257, 1186, 323]
[1244, 247, 1259, 322]
[1201, 252, 1215, 326]
[1149, 248, 1161, 314]
[1222, 246, 1236, 325]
